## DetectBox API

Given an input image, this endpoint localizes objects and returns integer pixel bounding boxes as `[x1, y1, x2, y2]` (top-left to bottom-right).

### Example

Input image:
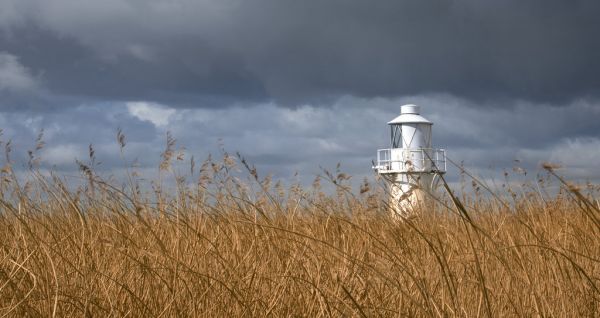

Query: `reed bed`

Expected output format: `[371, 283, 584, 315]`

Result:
[0, 139, 598, 317]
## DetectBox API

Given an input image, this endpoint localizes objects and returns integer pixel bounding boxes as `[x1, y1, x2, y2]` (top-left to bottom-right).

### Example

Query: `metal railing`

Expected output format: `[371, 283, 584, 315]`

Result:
[374, 148, 446, 173]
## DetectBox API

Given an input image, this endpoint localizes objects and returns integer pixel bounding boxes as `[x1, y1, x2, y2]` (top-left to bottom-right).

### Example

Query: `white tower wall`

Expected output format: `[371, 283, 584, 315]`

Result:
[390, 173, 435, 214]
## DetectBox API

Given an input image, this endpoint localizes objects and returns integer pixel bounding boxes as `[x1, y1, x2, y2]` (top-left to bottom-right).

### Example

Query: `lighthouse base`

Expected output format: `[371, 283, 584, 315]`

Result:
[388, 173, 436, 218]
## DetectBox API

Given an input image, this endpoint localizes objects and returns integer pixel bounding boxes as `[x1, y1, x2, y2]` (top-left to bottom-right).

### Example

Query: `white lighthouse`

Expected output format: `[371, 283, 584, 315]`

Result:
[374, 104, 446, 217]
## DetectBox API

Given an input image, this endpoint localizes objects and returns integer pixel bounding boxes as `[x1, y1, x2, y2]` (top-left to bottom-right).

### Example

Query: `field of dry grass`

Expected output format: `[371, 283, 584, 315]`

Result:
[0, 140, 598, 316]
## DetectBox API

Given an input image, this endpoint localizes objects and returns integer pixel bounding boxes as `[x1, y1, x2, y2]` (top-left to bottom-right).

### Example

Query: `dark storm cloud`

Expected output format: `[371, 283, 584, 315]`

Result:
[0, 26, 266, 107]
[229, 0, 600, 104]
[1, 0, 600, 106]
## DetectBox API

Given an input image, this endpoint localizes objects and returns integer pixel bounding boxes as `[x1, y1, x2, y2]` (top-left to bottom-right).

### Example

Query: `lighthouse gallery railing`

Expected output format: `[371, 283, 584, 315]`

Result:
[375, 148, 446, 173]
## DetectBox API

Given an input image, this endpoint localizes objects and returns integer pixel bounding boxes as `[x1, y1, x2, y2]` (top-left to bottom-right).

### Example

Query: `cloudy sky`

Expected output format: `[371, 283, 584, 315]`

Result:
[1, 0, 599, 189]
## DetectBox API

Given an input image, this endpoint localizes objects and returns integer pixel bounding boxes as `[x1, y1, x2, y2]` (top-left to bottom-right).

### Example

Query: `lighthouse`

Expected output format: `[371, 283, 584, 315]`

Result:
[374, 104, 446, 217]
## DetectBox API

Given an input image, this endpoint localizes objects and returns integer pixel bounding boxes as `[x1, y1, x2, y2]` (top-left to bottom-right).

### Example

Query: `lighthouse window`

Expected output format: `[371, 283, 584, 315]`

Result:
[391, 125, 402, 148]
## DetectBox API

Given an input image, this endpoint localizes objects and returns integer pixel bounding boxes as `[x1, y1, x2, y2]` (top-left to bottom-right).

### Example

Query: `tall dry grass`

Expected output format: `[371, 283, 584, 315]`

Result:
[0, 133, 598, 317]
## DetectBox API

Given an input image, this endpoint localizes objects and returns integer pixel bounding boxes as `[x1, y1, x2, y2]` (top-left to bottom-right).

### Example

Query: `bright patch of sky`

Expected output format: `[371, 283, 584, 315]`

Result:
[126, 101, 176, 127]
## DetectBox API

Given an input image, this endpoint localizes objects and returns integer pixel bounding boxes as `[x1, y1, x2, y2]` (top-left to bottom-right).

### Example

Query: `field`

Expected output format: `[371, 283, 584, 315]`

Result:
[0, 145, 599, 317]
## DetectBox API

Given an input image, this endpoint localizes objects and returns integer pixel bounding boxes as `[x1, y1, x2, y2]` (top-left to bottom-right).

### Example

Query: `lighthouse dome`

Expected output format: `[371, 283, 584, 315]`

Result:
[387, 104, 432, 125]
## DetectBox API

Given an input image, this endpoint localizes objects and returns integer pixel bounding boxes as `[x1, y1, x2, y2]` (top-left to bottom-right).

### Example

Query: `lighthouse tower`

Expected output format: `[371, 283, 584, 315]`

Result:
[374, 104, 446, 217]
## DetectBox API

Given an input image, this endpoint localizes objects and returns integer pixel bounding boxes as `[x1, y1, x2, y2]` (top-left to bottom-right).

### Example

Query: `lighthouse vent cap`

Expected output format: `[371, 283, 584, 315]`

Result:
[387, 104, 432, 125]
[401, 104, 420, 114]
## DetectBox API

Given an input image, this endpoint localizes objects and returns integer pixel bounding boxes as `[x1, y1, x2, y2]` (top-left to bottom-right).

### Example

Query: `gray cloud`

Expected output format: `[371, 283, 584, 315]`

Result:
[0, 52, 37, 91]
[1, 0, 600, 106]
[0, 1, 599, 190]
[1, 96, 598, 189]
